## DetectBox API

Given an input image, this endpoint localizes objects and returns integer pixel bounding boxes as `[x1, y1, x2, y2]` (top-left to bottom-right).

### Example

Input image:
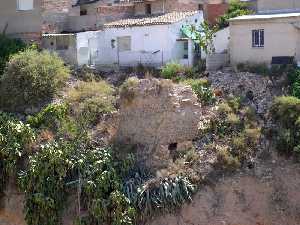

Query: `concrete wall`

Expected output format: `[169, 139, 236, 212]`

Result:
[230, 17, 300, 66]
[257, 0, 300, 13]
[0, 0, 74, 41]
[42, 34, 78, 65]
[67, 4, 134, 32]
[0, 0, 43, 35]
[213, 27, 229, 53]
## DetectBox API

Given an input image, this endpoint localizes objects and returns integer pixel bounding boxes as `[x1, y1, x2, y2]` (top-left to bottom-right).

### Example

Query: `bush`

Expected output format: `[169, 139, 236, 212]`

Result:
[119, 77, 139, 105]
[0, 50, 70, 113]
[216, 146, 240, 171]
[292, 79, 300, 99]
[271, 96, 300, 126]
[271, 96, 300, 155]
[0, 34, 26, 75]
[27, 103, 69, 130]
[217, 0, 253, 29]
[0, 112, 34, 192]
[236, 63, 270, 76]
[182, 79, 215, 105]
[161, 62, 184, 79]
[19, 141, 136, 225]
[65, 80, 116, 125]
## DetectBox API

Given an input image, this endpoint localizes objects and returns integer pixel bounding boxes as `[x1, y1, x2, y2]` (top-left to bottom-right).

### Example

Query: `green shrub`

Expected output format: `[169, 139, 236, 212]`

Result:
[227, 97, 241, 113]
[183, 66, 197, 78]
[286, 68, 300, 98]
[0, 34, 26, 75]
[0, 50, 70, 113]
[65, 80, 116, 125]
[0, 112, 34, 192]
[271, 96, 300, 126]
[271, 96, 300, 155]
[292, 78, 300, 99]
[287, 68, 300, 84]
[27, 103, 69, 130]
[161, 62, 184, 79]
[119, 77, 139, 105]
[216, 147, 240, 171]
[217, 0, 253, 29]
[182, 79, 215, 105]
[230, 128, 260, 161]
[19, 141, 136, 225]
[237, 63, 270, 76]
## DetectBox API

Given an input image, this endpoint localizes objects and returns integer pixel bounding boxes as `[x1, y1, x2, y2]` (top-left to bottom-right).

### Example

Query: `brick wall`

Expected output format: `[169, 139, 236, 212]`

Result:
[134, 0, 201, 15]
[40, 0, 74, 33]
[41, 0, 73, 12]
[204, 3, 228, 25]
[97, 5, 134, 16]
[165, 0, 199, 12]
[66, 4, 135, 32]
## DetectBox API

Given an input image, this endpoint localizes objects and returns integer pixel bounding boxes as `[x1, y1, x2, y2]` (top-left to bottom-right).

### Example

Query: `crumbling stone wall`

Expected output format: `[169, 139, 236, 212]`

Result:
[115, 78, 203, 169]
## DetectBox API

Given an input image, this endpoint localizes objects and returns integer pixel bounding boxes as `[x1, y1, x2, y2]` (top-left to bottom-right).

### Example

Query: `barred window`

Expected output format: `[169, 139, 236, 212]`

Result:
[252, 29, 264, 48]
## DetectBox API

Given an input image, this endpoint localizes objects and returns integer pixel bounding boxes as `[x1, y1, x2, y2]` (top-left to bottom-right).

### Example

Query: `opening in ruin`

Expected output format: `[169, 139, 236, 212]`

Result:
[168, 143, 178, 151]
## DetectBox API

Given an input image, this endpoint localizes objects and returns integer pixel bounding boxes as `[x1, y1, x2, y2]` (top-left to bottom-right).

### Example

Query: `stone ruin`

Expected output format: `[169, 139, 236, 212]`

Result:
[114, 78, 203, 170]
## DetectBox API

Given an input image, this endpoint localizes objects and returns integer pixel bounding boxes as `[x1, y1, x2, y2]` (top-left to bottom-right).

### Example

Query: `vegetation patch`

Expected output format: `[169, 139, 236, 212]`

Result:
[181, 78, 215, 105]
[208, 97, 261, 170]
[0, 50, 70, 113]
[0, 112, 34, 193]
[217, 0, 253, 29]
[119, 77, 139, 105]
[270, 96, 300, 156]
[0, 34, 26, 75]
[65, 80, 116, 126]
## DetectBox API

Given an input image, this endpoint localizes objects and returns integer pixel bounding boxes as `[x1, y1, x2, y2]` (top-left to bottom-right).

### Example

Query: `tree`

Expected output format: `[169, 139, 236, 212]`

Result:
[182, 22, 218, 54]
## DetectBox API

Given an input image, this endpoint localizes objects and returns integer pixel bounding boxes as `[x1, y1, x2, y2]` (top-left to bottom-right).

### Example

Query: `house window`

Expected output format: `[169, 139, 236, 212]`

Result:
[184, 41, 188, 50]
[80, 8, 87, 16]
[198, 4, 203, 10]
[145, 4, 151, 15]
[17, 0, 34, 11]
[56, 36, 69, 50]
[118, 36, 131, 52]
[252, 29, 264, 48]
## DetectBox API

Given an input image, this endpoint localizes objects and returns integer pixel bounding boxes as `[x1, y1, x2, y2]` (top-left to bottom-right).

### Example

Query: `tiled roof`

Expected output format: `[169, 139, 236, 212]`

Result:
[104, 11, 199, 28]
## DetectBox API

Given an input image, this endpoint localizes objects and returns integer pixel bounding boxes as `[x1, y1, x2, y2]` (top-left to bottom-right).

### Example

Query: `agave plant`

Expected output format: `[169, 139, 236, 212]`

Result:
[124, 174, 195, 219]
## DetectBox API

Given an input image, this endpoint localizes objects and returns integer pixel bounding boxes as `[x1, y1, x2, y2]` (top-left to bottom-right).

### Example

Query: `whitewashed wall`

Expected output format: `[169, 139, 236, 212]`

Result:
[76, 31, 101, 66]
[94, 11, 203, 68]
[213, 27, 230, 53]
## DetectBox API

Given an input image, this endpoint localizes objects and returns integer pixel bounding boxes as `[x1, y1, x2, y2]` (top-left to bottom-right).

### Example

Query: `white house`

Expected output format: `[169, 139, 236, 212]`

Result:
[91, 11, 204, 68]
[42, 10, 230, 69]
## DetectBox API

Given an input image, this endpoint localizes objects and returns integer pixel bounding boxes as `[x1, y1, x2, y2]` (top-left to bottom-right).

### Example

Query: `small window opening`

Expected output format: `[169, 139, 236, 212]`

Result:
[145, 4, 151, 15]
[198, 4, 203, 10]
[80, 8, 87, 16]
[168, 143, 178, 151]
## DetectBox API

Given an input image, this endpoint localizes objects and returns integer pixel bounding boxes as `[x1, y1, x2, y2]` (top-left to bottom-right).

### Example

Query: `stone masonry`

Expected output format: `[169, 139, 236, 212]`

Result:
[115, 78, 203, 169]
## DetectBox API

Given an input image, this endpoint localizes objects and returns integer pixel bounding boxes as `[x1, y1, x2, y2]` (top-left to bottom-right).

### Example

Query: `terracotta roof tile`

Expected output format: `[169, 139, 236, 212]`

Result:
[104, 11, 199, 28]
